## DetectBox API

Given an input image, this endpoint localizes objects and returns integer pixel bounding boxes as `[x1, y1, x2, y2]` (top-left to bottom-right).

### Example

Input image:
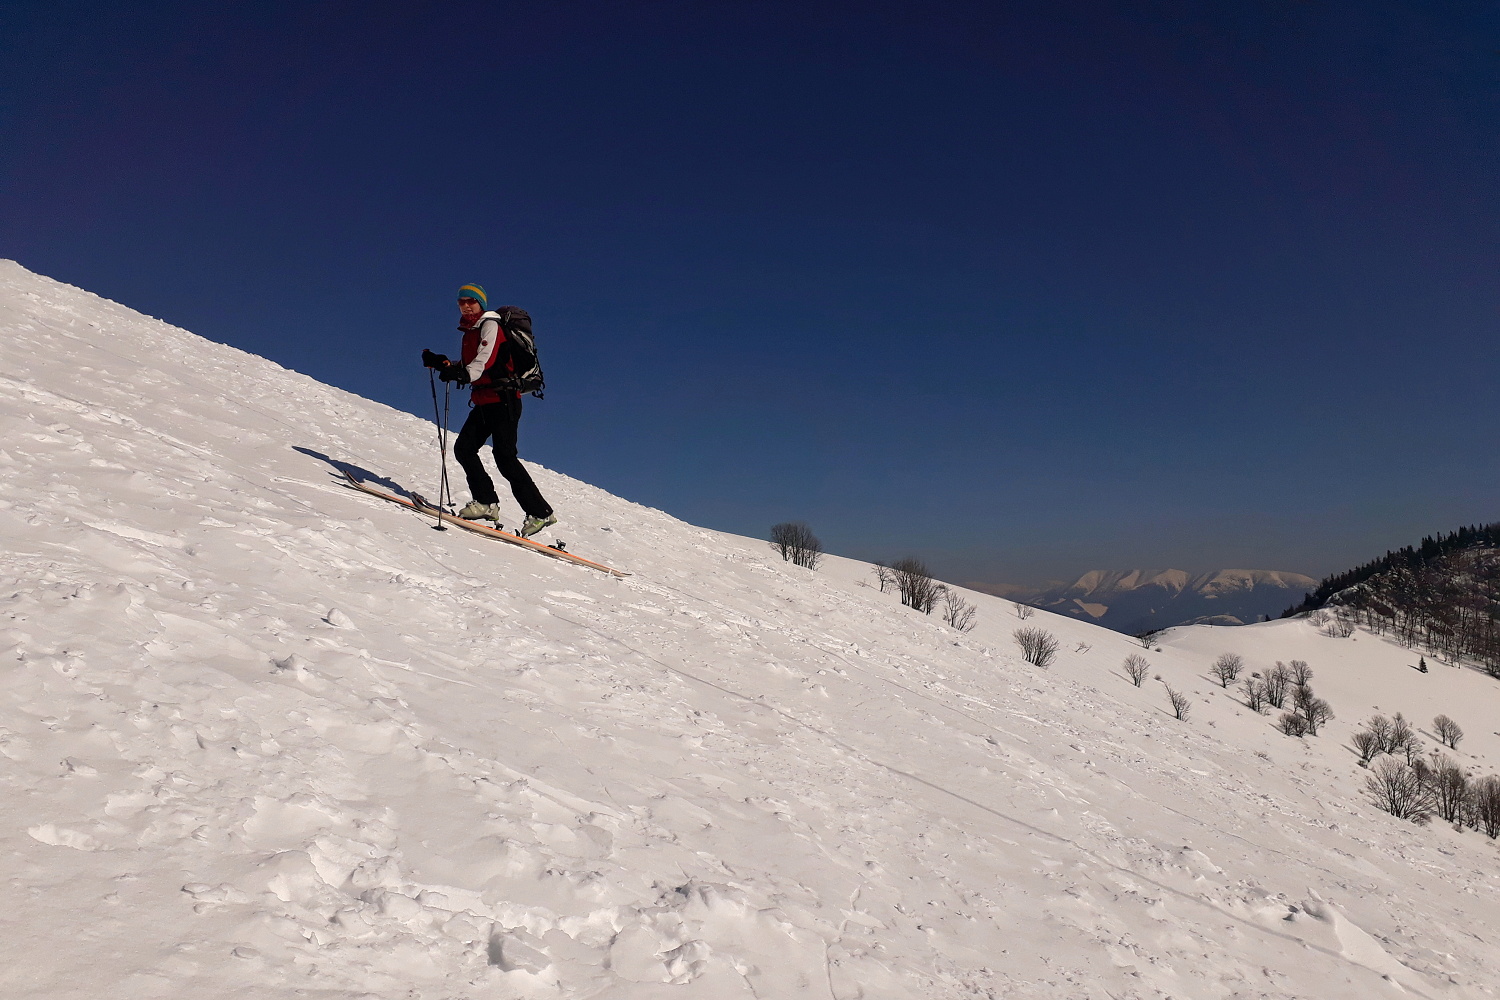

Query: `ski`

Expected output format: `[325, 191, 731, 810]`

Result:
[339, 469, 629, 577]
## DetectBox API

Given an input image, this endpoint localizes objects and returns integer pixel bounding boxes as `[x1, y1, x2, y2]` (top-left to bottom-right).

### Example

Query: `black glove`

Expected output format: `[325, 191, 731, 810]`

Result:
[439, 363, 470, 385]
[422, 348, 449, 369]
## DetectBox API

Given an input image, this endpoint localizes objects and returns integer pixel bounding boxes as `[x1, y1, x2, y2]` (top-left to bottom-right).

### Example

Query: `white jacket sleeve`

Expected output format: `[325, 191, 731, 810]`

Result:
[465, 318, 503, 384]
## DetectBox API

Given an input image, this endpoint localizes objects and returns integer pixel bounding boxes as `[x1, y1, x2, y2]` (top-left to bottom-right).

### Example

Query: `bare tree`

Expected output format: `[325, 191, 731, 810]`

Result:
[1122, 653, 1150, 687]
[769, 522, 823, 569]
[1242, 677, 1266, 713]
[942, 589, 978, 632]
[873, 561, 893, 593]
[1013, 627, 1060, 668]
[890, 558, 942, 613]
[1012, 601, 1035, 620]
[1401, 735, 1426, 766]
[1366, 714, 1395, 754]
[1263, 664, 1291, 709]
[1287, 660, 1314, 687]
[1425, 753, 1470, 824]
[1210, 653, 1244, 688]
[1291, 682, 1314, 715]
[1473, 776, 1500, 838]
[1366, 758, 1432, 820]
[1351, 730, 1382, 765]
[1278, 712, 1308, 737]
[1388, 713, 1417, 759]
[1308, 610, 1331, 626]
[1164, 685, 1191, 721]
[1433, 714, 1464, 750]
[1137, 632, 1155, 649]
[1294, 690, 1333, 735]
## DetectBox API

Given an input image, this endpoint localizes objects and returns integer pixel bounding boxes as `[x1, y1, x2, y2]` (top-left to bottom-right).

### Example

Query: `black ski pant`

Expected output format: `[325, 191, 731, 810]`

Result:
[453, 397, 553, 519]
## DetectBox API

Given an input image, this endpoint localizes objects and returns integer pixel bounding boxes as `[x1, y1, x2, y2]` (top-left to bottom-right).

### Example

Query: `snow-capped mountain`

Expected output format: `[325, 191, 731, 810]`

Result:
[1008, 568, 1316, 635]
[2, 261, 1498, 999]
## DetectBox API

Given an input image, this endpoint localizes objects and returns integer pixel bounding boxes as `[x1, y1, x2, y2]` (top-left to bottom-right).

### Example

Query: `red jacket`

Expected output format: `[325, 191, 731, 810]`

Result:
[459, 312, 516, 405]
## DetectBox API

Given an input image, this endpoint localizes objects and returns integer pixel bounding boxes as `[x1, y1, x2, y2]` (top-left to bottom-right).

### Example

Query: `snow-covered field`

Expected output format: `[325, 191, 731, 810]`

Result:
[2, 259, 1498, 999]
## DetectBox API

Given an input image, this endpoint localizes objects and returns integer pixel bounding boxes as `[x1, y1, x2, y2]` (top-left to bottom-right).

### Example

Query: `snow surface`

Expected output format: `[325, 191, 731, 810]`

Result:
[2, 259, 1499, 999]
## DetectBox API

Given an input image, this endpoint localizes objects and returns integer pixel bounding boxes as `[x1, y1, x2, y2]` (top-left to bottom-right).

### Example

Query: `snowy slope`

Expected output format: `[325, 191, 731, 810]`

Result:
[2, 259, 1499, 999]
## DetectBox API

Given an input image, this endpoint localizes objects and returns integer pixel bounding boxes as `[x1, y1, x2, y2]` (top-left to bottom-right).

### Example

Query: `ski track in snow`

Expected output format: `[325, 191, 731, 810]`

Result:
[2, 259, 1499, 998]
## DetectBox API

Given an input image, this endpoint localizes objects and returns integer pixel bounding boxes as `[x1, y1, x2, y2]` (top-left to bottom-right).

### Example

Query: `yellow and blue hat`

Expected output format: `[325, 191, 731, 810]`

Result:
[457, 283, 487, 307]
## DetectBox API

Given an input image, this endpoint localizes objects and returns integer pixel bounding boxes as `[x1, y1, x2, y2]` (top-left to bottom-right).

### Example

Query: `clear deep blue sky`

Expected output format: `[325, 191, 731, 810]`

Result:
[3, 1, 1496, 586]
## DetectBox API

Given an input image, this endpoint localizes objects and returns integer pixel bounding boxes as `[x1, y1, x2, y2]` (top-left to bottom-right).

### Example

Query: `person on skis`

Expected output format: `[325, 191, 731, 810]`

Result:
[422, 283, 557, 537]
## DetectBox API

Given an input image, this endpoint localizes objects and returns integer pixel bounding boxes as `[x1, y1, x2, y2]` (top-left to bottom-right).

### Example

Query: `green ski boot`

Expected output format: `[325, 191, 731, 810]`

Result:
[458, 501, 501, 522]
[518, 513, 557, 538]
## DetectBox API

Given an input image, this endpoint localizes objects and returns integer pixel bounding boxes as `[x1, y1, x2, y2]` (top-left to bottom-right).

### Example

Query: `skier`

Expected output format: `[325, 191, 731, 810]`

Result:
[422, 283, 557, 537]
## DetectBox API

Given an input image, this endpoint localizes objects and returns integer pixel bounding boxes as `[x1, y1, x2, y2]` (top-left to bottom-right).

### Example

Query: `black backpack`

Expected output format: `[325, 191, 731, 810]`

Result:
[492, 306, 545, 398]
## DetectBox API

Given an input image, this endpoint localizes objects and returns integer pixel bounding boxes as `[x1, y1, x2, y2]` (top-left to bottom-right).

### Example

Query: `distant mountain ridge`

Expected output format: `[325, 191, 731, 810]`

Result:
[990, 568, 1316, 636]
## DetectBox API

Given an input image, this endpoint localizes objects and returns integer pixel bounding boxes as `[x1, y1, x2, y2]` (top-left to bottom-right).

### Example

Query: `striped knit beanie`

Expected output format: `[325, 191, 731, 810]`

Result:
[457, 283, 488, 308]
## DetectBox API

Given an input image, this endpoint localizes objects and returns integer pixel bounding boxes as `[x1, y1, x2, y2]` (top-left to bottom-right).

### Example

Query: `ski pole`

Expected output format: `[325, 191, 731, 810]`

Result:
[440, 381, 453, 509]
[428, 369, 449, 532]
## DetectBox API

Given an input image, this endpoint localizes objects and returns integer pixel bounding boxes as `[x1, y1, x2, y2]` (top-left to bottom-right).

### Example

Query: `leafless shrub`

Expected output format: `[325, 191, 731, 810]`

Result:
[769, 522, 823, 569]
[1308, 610, 1330, 626]
[1425, 753, 1470, 824]
[1263, 664, 1291, 709]
[1074, 642, 1092, 654]
[1242, 677, 1266, 713]
[1122, 653, 1150, 687]
[1013, 627, 1060, 668]
[1164, 685, 1191, 721]
[873, 562, 893, 593]
[1366, 758, 1433, 821]
[1321, 611, 1356, 638]
[1434, 714, 1464, 750]
[942, 589, 977, 632]
[1210, 653, 1244, 688]
[890, 558, 942, 614]
[1472, 776, 1500, 838]
[1278, 712, 1308, 737]
[1137, 632, 1154, 649]
[1012, 601, 1035, 620]
[1351, 730, 1381, 765]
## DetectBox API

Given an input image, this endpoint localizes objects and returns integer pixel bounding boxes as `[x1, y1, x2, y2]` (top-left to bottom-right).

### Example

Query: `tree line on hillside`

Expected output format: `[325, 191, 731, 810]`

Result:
[1282, 523, 1500, 677]
[1336, 551, 1500, 672]
[1283, 523, 1500, 617]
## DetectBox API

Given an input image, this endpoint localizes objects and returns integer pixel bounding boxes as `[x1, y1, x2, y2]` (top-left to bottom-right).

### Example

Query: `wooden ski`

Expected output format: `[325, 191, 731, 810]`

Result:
[339, 470, 629, 578]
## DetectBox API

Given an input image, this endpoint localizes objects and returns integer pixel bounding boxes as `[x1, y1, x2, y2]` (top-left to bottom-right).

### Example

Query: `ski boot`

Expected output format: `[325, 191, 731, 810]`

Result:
[518, 512, 557, 538]
[458, 501, 501, 522]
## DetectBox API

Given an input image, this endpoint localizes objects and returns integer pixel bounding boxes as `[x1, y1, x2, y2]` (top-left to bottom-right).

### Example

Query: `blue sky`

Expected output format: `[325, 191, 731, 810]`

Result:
[3, 1, 1496, 585]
